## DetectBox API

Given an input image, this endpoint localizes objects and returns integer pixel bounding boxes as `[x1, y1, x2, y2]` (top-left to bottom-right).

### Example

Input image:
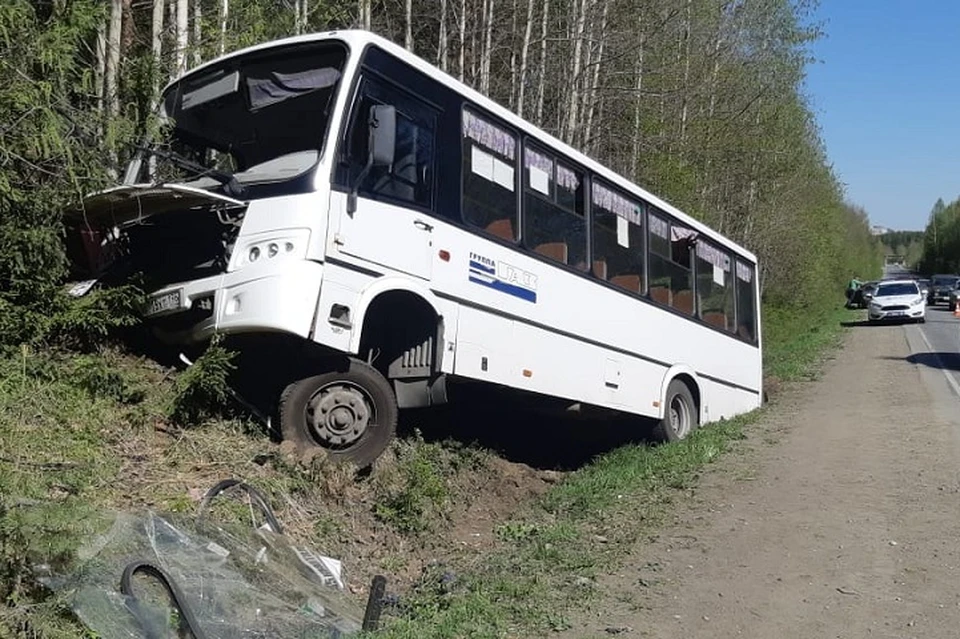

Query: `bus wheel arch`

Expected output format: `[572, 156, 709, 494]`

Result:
[355, 288, 446, 409]
[652, 369, 701, 443]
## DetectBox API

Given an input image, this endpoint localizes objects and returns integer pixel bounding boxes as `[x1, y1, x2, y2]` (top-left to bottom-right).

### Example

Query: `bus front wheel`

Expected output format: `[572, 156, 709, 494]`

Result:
[651, 379, 698, 443]
[279, 358, 398, 468]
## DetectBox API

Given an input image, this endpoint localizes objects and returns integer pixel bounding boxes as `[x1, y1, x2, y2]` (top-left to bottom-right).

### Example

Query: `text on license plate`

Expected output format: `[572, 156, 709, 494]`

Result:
[146, 291, 181, 315]
[888, 311, 904, 316]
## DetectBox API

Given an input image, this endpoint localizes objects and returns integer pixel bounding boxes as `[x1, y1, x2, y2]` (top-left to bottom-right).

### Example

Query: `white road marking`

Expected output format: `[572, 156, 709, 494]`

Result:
[916, 324, 960, 399]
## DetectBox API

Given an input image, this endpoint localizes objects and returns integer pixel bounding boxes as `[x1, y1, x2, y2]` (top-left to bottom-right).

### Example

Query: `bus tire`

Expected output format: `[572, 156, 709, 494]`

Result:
[279, 358, 397, 468]
[651, 379, 698, 443]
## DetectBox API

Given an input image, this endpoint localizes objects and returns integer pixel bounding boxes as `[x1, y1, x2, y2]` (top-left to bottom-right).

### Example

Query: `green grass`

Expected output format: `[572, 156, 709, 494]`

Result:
[763, 303, 858, 381]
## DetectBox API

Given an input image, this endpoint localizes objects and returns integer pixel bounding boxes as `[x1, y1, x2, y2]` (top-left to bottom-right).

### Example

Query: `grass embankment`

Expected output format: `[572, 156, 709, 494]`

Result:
[0, 302, 855, 637]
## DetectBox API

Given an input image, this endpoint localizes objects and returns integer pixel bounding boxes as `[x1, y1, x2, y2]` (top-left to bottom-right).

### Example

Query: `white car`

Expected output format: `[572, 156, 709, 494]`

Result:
[868, 279, 926, 323]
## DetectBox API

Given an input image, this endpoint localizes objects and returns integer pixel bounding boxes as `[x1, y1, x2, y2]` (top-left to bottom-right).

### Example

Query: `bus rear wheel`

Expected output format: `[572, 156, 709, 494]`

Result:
[651, 379, 698, 443]
[279, 358, 398, 468]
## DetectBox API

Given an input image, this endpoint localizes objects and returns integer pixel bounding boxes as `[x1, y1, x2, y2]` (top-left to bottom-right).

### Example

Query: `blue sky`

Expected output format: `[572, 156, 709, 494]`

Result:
[803, 1, 960, 231]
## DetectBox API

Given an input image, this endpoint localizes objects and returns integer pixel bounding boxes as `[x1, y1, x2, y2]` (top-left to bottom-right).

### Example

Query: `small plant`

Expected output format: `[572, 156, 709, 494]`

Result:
[373, 440, 450, 534]
[167, 336, 238, 426]
[494, 520, 540, 543]
[72, 354, 144, 404]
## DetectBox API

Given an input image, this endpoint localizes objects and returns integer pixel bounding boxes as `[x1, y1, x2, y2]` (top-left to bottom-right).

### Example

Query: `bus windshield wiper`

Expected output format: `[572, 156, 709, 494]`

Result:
[136, 144, 246, 199]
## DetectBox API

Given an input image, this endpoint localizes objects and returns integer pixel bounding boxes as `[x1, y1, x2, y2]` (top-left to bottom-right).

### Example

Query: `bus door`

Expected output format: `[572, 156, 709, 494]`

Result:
[331, 75, 439, 281]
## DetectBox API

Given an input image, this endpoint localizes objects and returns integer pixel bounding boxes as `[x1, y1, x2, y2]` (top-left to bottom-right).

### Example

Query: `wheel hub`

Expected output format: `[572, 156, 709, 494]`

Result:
[670, 396, 689, 438]
[306, 384, 371, 447]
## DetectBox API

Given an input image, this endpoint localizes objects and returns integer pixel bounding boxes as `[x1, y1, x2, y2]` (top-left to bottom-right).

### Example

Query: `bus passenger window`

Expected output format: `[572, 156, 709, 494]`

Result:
[461, 109, 518, 241]
[648, 212, 695, 315]
[591, 180, 645, 293]
[735, 260, 757, 341]
[696, 241, 735, 332]
[522, 145, 586, 269]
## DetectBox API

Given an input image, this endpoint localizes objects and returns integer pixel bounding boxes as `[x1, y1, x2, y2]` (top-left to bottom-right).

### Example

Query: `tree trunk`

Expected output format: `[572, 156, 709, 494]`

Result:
[583, 0, 609, 154]
[630, 14, 644, 180]
[458, 0, 466, 81]
[193, 0, 202, 65]
[563, 0, 589, 144]
[105, 0, 122, 118]
[94, 18, 106, 114]
[404, 0, 413, 51]
[534, 0, 549, 125]
[121, 0, 134, 52]
[678, 0, 692, 147]
[359, 0, 371, 30]
[509, 0, 518, 108]
[438, 0, 448, 71]
[516, 0, 535, 118]
[175, 0, 188, 76]
[219, 0, 228, 55]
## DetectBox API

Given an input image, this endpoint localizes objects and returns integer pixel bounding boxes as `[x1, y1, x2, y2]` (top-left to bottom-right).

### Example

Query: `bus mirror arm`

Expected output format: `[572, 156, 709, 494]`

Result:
[347, 104, 397, 215]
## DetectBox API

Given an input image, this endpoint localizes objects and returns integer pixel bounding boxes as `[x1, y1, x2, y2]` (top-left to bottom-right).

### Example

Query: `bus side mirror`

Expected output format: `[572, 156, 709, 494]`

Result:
[348, 104, 396, 215]
[368, 104, 396, 167]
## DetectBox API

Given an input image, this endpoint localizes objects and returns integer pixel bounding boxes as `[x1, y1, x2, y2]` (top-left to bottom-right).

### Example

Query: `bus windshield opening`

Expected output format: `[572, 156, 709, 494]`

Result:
[131, 42, 347, 187]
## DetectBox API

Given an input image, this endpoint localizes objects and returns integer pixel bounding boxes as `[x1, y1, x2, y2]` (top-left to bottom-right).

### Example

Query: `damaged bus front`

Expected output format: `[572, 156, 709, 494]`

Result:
[67, 38, 349, 344]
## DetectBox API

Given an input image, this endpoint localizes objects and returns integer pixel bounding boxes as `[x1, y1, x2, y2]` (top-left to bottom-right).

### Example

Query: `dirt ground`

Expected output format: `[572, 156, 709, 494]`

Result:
[559, 323, 960, 638]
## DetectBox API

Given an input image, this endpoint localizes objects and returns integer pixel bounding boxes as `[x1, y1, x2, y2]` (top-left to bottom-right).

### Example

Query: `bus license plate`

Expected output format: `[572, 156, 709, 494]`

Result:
[146, 290, 181, 316]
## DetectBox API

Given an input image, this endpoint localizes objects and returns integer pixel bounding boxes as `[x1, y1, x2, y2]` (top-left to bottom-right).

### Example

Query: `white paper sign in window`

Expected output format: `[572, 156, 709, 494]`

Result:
[524, 147, 553, 195]
[471, 145, 494, 182]
[713, 265, 725, 286]
[617, 216, 630, 248]
[529, 166, 549, 194]
[493, 159, 515, 192]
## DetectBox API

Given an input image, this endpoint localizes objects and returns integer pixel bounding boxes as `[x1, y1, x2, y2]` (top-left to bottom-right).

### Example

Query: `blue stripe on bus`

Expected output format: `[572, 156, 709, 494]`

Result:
[469, 275, 537, 303]
[468, 259, 496, 274]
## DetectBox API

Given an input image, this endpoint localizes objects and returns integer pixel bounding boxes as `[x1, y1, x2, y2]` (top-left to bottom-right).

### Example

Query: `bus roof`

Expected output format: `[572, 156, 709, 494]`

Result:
[164, 29, 758, 264]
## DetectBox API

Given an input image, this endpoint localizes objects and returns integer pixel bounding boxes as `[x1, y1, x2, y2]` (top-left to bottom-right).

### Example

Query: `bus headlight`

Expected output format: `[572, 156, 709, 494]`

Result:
[233, 229, 311, 270]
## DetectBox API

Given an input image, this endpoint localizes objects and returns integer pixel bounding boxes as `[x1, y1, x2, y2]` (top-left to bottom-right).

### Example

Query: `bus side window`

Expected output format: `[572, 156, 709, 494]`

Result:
[345, 78, 437, 209]
[461, 108, 518, 241]
[648, 212, 695, 315]
[522, 145, 586, 269]
[591, 180, 645, 293]
[735, 260, 757, 341]
[696, 240, 736, 332]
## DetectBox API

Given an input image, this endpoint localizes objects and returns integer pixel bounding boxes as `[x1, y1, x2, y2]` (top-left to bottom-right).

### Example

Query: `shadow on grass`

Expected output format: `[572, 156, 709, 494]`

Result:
[399, 387, 654, 472]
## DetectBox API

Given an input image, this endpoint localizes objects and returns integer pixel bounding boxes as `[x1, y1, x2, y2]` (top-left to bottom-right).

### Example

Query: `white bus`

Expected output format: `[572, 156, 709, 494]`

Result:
[66, 30, 762, 467]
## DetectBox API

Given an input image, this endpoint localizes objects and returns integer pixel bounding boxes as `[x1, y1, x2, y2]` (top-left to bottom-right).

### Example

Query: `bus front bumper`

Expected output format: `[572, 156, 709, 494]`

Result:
[144, 260, 324, 344]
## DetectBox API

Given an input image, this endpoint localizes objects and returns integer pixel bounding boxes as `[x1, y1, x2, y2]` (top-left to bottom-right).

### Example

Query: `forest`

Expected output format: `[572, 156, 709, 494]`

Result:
[919, 197, 960, 274]
[0, 1, 883, 636]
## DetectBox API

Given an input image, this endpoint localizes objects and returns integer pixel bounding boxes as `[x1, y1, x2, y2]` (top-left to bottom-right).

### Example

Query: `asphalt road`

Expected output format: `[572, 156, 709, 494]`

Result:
[882, 264, 960, 399]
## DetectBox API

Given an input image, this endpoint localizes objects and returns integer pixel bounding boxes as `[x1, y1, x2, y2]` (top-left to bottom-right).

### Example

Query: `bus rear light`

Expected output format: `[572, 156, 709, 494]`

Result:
[439, 249, 450, 262]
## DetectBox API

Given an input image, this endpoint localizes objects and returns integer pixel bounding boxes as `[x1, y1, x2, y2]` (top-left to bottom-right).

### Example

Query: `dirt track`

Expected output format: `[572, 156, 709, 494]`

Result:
[561, 322, 960, 638]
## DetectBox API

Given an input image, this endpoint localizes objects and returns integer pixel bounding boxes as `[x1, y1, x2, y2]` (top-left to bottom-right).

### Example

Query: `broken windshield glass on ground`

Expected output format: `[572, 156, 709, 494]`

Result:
[36, 479, 387, 638]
